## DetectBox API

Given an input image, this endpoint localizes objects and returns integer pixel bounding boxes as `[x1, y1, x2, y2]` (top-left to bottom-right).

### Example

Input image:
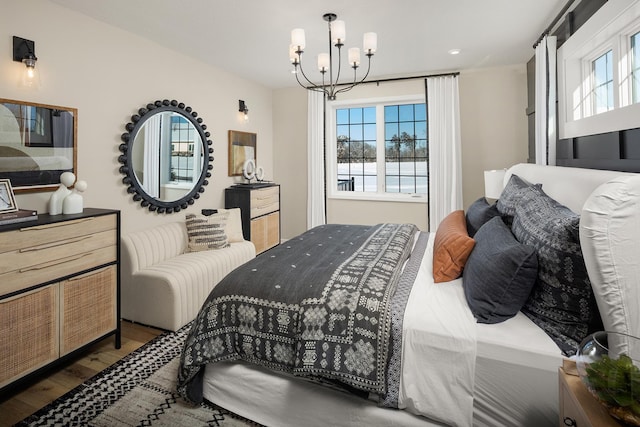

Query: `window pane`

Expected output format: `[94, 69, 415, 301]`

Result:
[399, 122, 414, 137]
[415, 103, 427, 121]
[398, 104, 414, 122]
[385, 175, 400, 193]
[336, 109, 349, 125]
[384, 105, 398, 122]
[349, 124, 363, 141]
[350, 108, 363, 124]
[364, 123, 376, 140]
[415, 121, 427, 139]
[363, 107, 376, 123]
[385, 123, 398, 141]
[592, 50, 613, 114]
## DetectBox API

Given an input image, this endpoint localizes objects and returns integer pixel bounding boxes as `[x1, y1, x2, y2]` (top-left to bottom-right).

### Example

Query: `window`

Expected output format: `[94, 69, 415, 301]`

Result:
[330, 96, 427, 201]
[169, 114, 196, 183]
[632, 31, 640, 104]
[384, 104, 427, 194]
[592, 50, 613, 114]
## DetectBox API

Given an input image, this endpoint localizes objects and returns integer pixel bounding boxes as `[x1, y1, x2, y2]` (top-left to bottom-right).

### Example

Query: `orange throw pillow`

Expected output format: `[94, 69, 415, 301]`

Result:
[433, 210, 475, 283]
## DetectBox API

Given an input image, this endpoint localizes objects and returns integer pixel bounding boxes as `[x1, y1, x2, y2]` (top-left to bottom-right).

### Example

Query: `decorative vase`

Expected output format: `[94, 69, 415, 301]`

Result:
[576, 331, 640, 425]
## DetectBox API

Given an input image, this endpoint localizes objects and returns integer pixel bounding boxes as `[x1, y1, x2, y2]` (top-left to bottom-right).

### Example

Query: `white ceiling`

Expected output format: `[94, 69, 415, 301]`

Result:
[51, 0, 566, 89]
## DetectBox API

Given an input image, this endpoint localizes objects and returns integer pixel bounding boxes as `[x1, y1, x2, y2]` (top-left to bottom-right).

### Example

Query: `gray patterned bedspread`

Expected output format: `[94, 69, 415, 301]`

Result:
[177, 223, 419, 405]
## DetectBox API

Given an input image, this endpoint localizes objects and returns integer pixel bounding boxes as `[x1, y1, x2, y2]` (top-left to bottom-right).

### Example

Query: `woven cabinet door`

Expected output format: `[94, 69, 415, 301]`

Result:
[60, 265, 117, 356]
[0, 284, 59, 388]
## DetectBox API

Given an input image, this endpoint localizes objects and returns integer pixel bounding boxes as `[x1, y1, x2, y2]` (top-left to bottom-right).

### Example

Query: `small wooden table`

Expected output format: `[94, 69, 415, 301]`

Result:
[559, 360, 622, 426]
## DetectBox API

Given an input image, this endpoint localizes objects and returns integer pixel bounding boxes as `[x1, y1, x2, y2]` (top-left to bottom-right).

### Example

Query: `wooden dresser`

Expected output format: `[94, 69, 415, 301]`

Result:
[225, 184, 280, 254]
[0, 208, 120, 394]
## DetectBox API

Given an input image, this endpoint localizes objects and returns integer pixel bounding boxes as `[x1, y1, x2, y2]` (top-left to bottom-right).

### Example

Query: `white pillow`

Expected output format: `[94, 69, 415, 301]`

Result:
[216, 208, 244, 243]
[580, 175, 640, 352]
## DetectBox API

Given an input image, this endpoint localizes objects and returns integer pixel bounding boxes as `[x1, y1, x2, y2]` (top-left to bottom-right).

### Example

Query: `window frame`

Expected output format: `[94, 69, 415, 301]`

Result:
[327, 94, 427, 203]
[558, 2, 640, 139]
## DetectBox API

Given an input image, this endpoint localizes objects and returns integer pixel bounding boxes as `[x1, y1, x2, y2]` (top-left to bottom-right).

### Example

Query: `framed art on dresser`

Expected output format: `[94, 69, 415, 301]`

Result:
[0, 179, 18, 213]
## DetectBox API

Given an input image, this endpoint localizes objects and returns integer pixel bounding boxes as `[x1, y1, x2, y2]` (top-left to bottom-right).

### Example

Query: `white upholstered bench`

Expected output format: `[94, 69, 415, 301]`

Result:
[121, 219, 255, 331]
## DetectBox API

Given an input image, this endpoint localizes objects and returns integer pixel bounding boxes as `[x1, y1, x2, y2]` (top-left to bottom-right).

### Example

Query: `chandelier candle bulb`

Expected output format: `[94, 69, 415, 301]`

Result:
[289, 44, 298, 64]
[348, 48, 361, 67]
[291, 28, 305, 50]
[331, 20, 346, 45]
[318, 53, 330, 72]
[363, 32, 377, 54]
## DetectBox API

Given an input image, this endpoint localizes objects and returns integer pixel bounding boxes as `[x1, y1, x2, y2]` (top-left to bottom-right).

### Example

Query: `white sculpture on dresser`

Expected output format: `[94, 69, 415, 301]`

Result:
[48, 172, 75, 215]
[62, 180, 87, 214]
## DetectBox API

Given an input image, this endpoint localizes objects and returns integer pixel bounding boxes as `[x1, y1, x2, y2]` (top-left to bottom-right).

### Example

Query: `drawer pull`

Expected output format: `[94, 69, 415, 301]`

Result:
[20, 235, 92, 253]
[19, 253, 92, 273]
[20, 217, 94, 232]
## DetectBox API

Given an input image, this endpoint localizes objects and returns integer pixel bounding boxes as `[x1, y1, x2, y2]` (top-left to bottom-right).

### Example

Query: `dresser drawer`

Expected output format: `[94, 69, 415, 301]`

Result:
[250, 187, 279, 218]
[0, 215, 116, 254]
[0, 244, 117, 296]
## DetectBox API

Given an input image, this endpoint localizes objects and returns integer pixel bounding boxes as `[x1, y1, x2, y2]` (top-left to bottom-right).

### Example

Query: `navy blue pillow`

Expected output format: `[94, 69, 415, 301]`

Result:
[510, 188, 600, 356]
[466, 197, 500, 238]
[463, 217, 538, 324]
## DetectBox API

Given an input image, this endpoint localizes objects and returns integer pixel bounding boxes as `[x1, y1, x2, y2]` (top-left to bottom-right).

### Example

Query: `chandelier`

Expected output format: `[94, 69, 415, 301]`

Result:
[289, 13, 377, 100]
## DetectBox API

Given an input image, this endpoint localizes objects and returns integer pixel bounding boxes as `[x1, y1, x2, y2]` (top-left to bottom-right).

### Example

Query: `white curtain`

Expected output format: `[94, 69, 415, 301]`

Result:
[307, 90, 326, 228]
[535, 35, 557, 166]
[427, 75, 462, 231]
[143, 114, 161, 198]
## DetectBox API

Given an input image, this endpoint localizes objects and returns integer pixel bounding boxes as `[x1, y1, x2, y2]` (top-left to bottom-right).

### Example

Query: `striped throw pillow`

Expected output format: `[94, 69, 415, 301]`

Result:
[185, 212, 230, 252]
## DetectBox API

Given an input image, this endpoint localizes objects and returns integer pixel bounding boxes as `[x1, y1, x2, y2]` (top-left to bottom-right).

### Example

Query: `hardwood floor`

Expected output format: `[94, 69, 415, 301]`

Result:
[0, 321, 163, 426]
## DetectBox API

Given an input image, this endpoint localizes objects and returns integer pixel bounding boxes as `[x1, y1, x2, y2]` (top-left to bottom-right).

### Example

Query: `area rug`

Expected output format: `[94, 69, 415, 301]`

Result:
[16, 323, 261, 427]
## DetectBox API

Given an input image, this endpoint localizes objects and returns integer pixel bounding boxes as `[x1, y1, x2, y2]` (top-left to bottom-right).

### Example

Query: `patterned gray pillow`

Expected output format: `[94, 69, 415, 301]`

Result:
[511, 189, 601, 355]
[185, 212, 230, 252]
[496, 174, 543, 227]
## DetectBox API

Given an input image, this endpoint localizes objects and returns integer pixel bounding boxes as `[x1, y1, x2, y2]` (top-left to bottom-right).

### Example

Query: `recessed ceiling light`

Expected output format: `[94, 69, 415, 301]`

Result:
[448, 49, 461, 55]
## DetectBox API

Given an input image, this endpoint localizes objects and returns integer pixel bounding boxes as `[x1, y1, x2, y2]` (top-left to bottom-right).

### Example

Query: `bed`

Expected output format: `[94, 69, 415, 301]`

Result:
[176, 163, 640, 427]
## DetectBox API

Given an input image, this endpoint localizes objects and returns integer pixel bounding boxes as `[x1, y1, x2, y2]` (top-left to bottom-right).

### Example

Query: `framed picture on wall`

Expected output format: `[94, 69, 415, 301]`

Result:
[228, 130, 256, 176]
[0, 179, 18, 213]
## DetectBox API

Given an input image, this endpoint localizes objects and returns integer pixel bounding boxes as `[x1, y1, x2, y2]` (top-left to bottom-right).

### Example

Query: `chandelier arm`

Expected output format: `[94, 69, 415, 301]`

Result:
[332, 44, 343, 97]
[296, 56, 324, 90]
[334, 55, 372, 96]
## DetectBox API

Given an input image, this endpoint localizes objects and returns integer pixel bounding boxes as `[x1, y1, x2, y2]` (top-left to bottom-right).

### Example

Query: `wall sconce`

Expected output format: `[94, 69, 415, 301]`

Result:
[238, 100, 249, 121]
[13, 36, 39, 88]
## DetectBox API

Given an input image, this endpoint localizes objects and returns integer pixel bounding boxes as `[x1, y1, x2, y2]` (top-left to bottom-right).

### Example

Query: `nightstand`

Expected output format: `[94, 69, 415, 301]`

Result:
[225, 183, 281, 254]
[559, 360, 622, 426]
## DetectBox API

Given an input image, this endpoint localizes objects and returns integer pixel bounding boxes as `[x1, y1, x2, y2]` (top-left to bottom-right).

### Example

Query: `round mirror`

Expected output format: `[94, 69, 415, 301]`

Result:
[118, 99, 213, 214]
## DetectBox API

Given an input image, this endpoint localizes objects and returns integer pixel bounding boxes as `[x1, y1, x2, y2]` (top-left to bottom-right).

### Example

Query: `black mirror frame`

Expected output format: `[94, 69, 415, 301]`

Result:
[118, 99, 213, 214]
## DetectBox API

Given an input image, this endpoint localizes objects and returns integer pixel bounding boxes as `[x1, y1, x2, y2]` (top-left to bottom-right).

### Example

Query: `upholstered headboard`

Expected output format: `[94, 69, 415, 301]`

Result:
[504, 163, 640, 351]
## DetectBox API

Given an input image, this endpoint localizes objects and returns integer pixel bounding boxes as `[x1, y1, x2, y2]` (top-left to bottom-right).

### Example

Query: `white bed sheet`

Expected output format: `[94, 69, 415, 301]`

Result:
[202, 232, 565, 427]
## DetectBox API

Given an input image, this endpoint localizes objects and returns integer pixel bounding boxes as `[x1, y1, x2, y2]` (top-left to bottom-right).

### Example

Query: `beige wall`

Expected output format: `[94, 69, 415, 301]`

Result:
[1, 1, 273, 236]
[459, 65, 529, 209]
[272, 88, 308, 240]
[273, 65, 529, 237]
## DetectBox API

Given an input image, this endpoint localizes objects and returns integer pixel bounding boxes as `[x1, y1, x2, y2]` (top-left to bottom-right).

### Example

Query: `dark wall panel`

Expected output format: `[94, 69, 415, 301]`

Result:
[573, 132, 620, 159]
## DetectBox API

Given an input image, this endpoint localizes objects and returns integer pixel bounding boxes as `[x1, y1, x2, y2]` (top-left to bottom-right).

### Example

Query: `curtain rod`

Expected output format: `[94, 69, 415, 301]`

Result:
[533, 0, 577, 48]
[364, 71, 460, 85]
[306, 71, 460, 91]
